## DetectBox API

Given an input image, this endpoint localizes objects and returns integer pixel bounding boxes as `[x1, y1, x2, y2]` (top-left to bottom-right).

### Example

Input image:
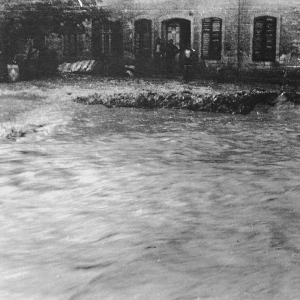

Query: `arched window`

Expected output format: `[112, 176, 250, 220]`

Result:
[135, 19, 152, 57]
[201, 17, 222, 60]
[252, 16, 277, 62]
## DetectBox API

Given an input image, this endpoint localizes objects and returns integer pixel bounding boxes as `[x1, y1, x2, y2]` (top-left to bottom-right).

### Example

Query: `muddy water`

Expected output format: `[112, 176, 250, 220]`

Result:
[1, 100, 300, 300]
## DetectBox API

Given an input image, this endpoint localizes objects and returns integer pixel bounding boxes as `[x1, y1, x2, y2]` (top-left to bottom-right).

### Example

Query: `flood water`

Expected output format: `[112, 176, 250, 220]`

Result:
[1, 96, 300, 300]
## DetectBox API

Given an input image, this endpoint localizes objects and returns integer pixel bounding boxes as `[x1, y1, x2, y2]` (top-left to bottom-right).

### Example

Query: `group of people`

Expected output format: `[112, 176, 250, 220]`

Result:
[154, 37, 196, 81]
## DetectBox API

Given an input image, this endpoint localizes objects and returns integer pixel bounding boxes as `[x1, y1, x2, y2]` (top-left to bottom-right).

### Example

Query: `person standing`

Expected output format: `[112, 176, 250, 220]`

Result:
[165, 39, 179, 76]
[154, 37, 163, 72]
[183, 44, 196, 82]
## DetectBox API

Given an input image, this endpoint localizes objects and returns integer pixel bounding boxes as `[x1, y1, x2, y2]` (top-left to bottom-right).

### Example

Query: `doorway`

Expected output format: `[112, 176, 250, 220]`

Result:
[162, 18, 191, 51]
[162, 18, 191, 71]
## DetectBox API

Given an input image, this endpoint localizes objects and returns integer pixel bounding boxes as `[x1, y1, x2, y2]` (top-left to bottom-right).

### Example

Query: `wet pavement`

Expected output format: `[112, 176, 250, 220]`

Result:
[1, 78, 300, 300]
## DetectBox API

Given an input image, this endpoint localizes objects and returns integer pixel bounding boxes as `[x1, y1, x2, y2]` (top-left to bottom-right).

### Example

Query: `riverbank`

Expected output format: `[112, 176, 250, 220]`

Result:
[0, 75, 293, 140]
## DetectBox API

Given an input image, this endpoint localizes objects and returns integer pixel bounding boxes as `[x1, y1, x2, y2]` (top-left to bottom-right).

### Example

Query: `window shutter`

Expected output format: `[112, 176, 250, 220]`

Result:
[201, 18, 222, 60]
[253, 16, 276, 62]
[135, 19, 152, 58]
[201, 18, 211, 59]
[211, 18, 222, 60]
[264, 17, 277, 61]
[135, 21, 141, 56]
[253, 18, 264, 61]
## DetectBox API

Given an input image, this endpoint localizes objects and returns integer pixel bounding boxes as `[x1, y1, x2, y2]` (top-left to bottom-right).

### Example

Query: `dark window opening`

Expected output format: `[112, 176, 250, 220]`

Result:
[252, 16, 277, 62]
[63, 34, 78, 59]
[161, 18, 191, 54]
[135, 19, 152, 58]
[92, 20, 123, 60]
[201, 17, 222, 60]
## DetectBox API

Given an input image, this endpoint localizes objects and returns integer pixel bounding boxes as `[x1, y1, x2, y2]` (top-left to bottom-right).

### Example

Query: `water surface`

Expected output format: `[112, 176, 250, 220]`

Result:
[1, 99, 300, 300]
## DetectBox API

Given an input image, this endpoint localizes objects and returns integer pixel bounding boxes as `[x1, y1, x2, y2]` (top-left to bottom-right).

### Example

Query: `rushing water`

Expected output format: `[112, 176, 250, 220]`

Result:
[1, 98, 300, 300]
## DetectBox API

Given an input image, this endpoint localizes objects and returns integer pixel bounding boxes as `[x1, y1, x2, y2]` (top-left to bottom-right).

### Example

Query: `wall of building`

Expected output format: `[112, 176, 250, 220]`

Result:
[104, 0, 300, 76]
[126, 0, 239, 73]
[127, 0, 300, 76]
[1, 0, 300, 81]
[238, 0, 300, 70]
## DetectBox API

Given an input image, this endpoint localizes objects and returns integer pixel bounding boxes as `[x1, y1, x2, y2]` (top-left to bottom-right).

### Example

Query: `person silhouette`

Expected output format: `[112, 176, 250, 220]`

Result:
[165, 39, 179, 76]
[183, 44, 195, 82]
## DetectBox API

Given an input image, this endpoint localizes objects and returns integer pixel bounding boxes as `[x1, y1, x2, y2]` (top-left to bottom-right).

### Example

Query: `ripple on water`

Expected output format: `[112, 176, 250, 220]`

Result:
[1, 103, 300, 300]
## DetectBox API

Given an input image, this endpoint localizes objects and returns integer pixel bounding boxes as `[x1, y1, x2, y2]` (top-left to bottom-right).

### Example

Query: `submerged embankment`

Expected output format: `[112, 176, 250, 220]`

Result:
[75, 86, 300, 115]
[1, 76, 299, 140]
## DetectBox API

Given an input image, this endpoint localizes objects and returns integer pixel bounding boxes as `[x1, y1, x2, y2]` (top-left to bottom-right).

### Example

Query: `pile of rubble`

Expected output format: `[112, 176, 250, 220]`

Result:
[74, 89, 300, 115]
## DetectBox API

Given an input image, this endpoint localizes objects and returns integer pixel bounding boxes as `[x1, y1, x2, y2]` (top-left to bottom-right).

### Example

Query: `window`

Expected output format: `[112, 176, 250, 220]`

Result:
[63, 21, 82, 60]
[201, 17, 222, 60]
[92, 20, 123, 60]
[135, 19, 152, 57]
[252, 16, 277, 62]
[63, 34, 78, 59]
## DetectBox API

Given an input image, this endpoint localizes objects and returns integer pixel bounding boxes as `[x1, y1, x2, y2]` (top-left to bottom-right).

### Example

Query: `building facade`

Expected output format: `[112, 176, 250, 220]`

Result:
[1, 0, 300, 81]
[0, 0, 127, 81]
[128, 0, 300, 76]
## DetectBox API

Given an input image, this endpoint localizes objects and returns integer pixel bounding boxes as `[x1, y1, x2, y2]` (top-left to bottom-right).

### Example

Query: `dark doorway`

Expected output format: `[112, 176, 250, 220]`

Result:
[161, 18, 191, 74]
[162, 18, 191, 52]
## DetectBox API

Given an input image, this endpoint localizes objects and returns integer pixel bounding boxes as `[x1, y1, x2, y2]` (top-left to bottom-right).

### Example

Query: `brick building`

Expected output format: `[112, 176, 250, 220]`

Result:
[1, 0, 300, 81]
[128, 0, 300, 77]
